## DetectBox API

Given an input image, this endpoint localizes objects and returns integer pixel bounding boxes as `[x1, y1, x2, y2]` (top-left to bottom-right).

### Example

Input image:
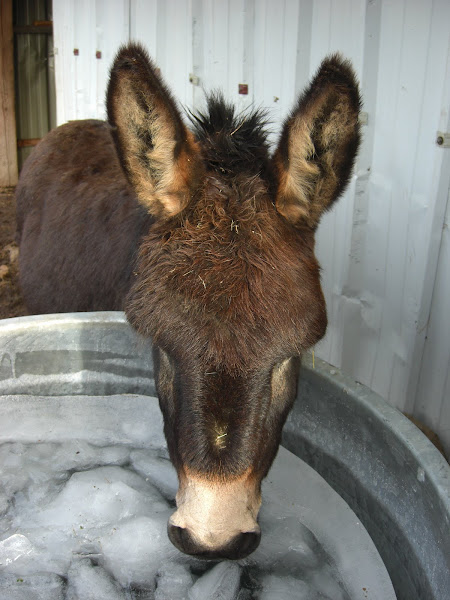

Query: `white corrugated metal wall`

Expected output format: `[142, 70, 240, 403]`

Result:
[52, 0, 450, 456]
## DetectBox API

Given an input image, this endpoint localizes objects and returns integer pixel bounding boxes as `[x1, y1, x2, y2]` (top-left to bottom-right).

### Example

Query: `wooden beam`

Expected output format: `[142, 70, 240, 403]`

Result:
[17, 138, 41, 148]
[0, 0, 18, 187]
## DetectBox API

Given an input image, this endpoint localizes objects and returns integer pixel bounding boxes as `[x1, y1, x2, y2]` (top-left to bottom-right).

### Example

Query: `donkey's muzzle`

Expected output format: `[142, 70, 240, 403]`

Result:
[168, 523, 261, 560]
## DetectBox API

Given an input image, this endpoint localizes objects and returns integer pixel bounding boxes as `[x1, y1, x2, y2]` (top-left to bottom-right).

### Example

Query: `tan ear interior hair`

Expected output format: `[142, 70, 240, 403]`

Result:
[274, 56, 361, 229]
[275, 117, 322, 227]
[107, 45, 201, 219]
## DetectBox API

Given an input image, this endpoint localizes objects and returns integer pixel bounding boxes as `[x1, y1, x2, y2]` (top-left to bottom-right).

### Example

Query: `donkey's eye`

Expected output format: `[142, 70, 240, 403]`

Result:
[155, 348, 176, 412]
[271, 357, 300, 406]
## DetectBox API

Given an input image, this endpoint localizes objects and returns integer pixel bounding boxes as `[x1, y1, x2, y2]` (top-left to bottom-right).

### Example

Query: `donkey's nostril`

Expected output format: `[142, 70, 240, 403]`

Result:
[232, 530, 261, 558]
[168, 523, 199, 556]
[167, 522, 261, 560]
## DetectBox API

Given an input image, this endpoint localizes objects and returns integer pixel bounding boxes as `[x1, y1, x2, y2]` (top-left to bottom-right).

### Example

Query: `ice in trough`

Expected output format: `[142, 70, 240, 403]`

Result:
[0, 393, 395, 599]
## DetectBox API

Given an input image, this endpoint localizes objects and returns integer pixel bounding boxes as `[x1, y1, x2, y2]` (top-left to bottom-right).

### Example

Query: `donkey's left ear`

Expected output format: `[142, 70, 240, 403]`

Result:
[107, 43, 202, 219]
[273, 54, 361, 229]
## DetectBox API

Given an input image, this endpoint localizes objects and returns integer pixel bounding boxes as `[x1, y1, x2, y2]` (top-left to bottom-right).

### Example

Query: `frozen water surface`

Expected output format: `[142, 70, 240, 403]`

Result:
[188, 561, 241, 600]
[0, 573, 65, 600]
[0, 394, 396, 599]
[66, 559, 127, 600]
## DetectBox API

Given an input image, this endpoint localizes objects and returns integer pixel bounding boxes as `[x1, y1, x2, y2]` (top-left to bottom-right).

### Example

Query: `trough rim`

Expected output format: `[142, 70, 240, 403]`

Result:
[300, 351, 450, 511]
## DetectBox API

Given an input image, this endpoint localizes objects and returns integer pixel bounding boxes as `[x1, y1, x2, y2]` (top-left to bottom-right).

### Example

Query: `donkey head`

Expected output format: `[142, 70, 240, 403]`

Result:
[107, 44, 361, 560]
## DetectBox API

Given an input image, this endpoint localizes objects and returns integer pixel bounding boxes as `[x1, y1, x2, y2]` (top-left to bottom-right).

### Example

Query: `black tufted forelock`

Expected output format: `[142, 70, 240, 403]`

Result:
[188, 93, 272, 180]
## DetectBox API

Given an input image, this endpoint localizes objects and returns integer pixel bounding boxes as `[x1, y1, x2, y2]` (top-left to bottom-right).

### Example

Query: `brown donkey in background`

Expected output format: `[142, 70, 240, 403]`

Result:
[16, 44, 361, 560]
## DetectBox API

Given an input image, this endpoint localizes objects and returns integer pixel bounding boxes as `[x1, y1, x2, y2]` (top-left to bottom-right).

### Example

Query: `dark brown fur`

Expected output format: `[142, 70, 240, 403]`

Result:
[16, 120, 152, 312]
[16, 43, 361, 559]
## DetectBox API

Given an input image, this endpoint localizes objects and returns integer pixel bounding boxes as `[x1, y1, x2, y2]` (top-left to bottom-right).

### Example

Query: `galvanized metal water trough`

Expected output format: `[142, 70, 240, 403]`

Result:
[0, 312, 448, 600]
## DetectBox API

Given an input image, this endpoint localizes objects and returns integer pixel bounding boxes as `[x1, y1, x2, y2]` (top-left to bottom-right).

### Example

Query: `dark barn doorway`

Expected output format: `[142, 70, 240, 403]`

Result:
[13, 0, 56, 170]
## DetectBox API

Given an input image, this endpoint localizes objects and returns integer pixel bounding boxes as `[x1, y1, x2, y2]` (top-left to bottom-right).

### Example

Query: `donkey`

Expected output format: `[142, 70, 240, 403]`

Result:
[16, 43, 361, 560]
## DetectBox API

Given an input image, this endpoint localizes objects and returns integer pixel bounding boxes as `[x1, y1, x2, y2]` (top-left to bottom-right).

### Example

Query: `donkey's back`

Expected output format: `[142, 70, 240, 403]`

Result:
[16, 119, 152, 313]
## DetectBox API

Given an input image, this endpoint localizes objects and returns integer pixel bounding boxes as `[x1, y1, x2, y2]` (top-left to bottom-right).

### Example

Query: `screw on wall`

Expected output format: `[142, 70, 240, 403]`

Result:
[436, 132, 450, 147]
[238, 84, 248, 95]
[73, 48, 79, 56]
[96, 51, 102, 59]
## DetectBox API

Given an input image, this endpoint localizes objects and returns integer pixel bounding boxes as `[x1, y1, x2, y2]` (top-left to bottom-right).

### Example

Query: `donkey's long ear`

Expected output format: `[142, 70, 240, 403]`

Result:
[273, 54, 361, 229]
[107, 43, 202, 218]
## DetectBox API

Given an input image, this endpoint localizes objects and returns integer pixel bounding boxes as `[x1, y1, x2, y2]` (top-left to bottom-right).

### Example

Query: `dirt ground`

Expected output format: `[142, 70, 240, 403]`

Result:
[0, 188, 28, 319]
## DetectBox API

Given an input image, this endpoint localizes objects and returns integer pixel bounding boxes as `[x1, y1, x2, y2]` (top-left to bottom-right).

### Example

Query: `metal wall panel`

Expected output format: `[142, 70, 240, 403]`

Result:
[52, 0, 450, 455]
[415, 190, 450, 440]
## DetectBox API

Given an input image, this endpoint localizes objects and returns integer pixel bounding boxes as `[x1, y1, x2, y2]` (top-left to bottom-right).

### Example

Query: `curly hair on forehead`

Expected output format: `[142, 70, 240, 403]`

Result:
[126, 172, 326, 374]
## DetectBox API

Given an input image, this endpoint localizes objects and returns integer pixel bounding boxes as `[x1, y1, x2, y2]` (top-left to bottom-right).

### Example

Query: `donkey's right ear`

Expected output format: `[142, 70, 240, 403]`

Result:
[273, 54, 361, 229]
[107, 43, 202, 219]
